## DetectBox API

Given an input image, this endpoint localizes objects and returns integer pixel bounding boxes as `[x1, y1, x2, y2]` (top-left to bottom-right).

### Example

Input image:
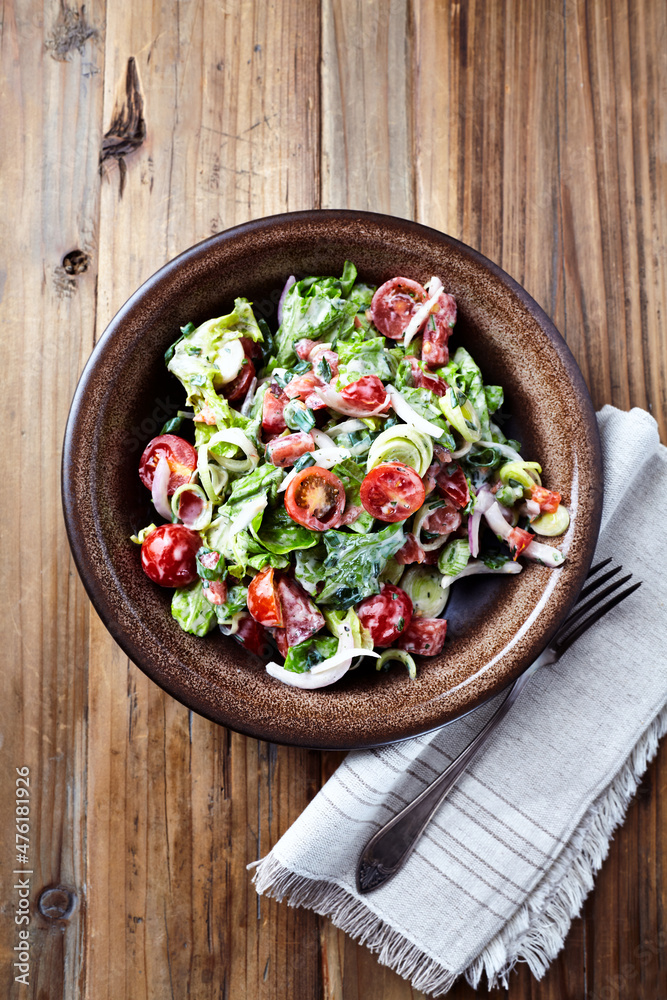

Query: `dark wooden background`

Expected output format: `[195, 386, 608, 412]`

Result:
[1, 1, 665, 997]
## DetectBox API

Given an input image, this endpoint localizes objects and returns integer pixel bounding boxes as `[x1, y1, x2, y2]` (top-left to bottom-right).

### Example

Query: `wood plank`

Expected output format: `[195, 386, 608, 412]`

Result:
[412, 2, 667, 998]
[319, 3, 431, 996]
[87, 2, 322, 998]
[0, 1, 105, 997]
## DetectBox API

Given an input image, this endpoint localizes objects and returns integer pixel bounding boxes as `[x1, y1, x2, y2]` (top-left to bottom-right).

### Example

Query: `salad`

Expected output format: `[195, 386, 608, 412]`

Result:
[132, 263, 569, 689]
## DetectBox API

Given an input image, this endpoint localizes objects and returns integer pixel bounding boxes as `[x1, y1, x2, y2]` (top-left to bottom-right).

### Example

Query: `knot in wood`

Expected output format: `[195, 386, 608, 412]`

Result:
[62, 250, 89, 275]
[38, 885, 77, 921]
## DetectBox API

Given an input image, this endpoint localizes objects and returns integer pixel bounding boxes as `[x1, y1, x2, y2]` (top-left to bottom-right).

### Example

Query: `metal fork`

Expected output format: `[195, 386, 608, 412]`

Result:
[356, 561, 641, 893]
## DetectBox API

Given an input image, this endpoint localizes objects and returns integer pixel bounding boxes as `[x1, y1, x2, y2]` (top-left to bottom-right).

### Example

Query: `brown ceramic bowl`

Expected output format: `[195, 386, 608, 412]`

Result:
[62, 210, 602, 749]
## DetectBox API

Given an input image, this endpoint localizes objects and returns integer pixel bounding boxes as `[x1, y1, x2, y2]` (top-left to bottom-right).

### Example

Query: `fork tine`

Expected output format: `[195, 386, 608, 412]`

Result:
[577, 565, 622, 603]
[586, 557, 612, 579]
[564, 574, 633, 632]
[556, 581, 642, 655]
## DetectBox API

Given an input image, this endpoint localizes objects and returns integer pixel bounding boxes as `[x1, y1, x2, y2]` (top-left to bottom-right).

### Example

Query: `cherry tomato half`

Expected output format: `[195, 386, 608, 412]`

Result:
[360, 462, 426, 522]
[370, 277, 428, 339]
[247, 565, 284, 627]
[223, 358, 255, 402]
[397, 617, 448, 656]
[139, 434, 197, 495]
[357, 584, 413, 647]
[507, 526, 534, 560]
[140, 524, 201, 588]
[530, 484, 561, 513]
[340, 375, 390, 413]
[284, 467, 346, 531]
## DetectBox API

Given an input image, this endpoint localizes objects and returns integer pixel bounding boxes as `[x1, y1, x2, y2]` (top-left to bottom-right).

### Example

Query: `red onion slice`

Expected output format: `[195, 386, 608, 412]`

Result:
[151, 456, 172, 521]
[277, 275, 296, 326]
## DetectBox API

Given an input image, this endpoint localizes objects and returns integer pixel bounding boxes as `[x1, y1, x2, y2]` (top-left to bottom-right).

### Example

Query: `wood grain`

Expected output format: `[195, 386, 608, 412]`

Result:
[89, 2, 322, 998]
[1, 1, 665, 998]
[0, 1, 104, 996]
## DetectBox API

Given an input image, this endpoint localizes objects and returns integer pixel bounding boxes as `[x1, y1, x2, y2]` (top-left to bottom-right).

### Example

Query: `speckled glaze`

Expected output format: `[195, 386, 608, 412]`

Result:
[62, 211, 602, 749]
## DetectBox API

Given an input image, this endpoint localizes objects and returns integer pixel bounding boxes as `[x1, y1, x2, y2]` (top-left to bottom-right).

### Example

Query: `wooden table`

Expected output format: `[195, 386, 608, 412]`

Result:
[2, 2, 666, 997]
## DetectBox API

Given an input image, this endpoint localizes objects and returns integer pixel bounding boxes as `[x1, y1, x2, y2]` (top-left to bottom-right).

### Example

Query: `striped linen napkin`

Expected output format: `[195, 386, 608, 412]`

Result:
[251, 407, 667, 995]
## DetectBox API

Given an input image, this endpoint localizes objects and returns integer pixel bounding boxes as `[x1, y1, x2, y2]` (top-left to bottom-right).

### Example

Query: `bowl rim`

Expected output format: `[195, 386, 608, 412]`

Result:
[62, 208, 602, 749]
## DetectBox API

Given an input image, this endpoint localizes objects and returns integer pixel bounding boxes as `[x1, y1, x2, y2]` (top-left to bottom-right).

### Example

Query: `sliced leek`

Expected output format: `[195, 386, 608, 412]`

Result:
[366, 424, 433, 478]
[531, 504, 570, 536]
[399, 565, 450, 618]
[439, 387, 482, 442]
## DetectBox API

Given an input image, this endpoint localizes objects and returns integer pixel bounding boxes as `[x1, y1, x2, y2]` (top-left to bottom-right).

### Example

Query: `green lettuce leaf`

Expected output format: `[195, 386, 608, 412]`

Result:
[317, 523, 406, 608]
[451, 347, 491, 439]
[274, 266, 358, 367]
[282, 634, 338, 673]
[168, 298, 263, 400]
[294, 545, 327, 596]
[323, 607, 373, 650]
[398, 387, 457, 450]
[171, 580, 218, 636]
[331, 458, 374, 534]
[255, 503, 321, 554]
[347, 281, 375, 310]
[336, 335, 395, 386]
[213, 584, 249, 624]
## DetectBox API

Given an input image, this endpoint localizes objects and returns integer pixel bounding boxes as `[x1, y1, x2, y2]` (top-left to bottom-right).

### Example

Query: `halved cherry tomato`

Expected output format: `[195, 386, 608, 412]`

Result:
[360, 462, 426, 522]
[422, 500, 461, 537]
[396, 532, 426, 565]
[408, 357, 448, 396]
[223, 358, 255, 402]
[277, 576, 325, 646]
[370, 277, 428, 339]
[357, 584, 413, 647]
[203, 579, 228, 605]
[340, 375, 390, 413]
[139, 434, 197, 495]
[234, 614, 273, 657]
[508, 526, 534, 560]
[530, 484, 561, 513]
[435, 463, 470, 509]
[266, 431, 315, 468]
[421, 292, 456, 368]
[262, 385, 288, 434]
[284, 467, 345, 531]
[247, 566, 284, 627]
[397, 617, 448, 656]
[140, 524, 201, 588]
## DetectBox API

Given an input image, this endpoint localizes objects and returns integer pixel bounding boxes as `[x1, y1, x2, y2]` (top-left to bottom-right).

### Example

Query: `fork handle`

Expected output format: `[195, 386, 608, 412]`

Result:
[356, 670, 534, 894]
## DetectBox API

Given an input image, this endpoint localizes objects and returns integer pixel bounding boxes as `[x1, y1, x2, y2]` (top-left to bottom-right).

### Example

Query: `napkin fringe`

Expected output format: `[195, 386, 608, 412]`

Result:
[252, 705, 666, 997]
[251, 857, 458, 994]
[467, 703, 667, 991]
